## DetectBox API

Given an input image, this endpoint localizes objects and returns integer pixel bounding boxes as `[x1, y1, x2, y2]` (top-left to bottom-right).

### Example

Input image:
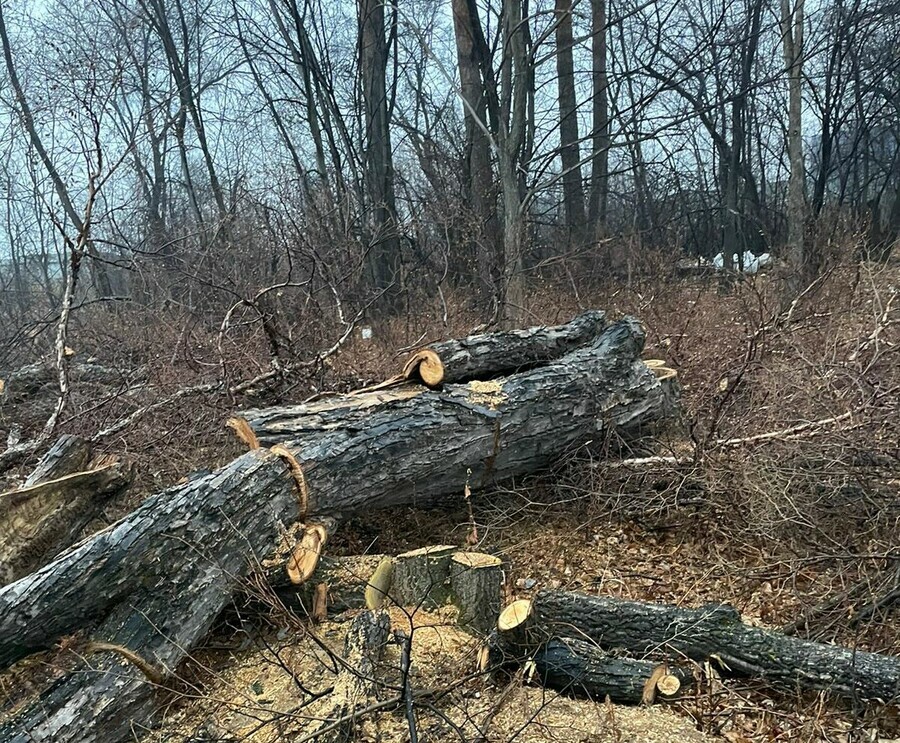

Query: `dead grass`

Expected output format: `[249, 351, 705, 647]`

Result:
[1, 252, 899, 740]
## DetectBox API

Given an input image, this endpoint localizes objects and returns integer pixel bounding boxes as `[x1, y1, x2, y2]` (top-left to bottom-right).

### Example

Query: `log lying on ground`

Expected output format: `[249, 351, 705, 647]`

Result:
[401, 310, 608, 386]
[0, 435, 132, 586]
[0, 318, 672, 740]
[503, 590, 900, 701]
[0, 318, 668, 666]
[0, 361, 124, 405]
[0, 450, 300, 742]
[237, 318, 674, 519]
[533, 638, 688, 704]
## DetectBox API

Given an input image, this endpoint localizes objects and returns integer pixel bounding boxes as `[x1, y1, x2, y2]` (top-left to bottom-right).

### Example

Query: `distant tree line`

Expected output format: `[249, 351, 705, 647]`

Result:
[0, 0, 897, 326]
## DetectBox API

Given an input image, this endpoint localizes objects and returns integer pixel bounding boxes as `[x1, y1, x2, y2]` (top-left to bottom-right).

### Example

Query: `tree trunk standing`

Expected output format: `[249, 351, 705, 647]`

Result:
[588, 0, 610, 227]
[781, 0, 807, 293]
[555, 0, 586, 244]
[359, 0, 401, 306]
[451, 0, 502, 291]
[497, 0, 530, 326]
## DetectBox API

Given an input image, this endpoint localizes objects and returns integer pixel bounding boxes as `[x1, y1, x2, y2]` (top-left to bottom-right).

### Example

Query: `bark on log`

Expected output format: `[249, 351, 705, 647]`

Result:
[311, 609, 391, 743]
[0, 319, 672, 740]
[0, 450, 300, 742]
[0, 450, 298, 670]
[0, 436, 132, 586]
[533, 637, 688, 704]
[0, 318, 667, 666]
[519, 590, 900, 701]
[239, 317, 673, 518]
[403, 310, 608, 386]
[23, 434, 91, 486]
[391, 545, 456, 608]
[272, 550, 501, 636]
[0, 362, 123, 404]
[448, 552, 503, 635]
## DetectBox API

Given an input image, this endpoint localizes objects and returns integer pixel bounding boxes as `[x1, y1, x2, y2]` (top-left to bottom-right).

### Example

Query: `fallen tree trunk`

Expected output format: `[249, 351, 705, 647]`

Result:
[0, 361, 125, 405]
[0, 435, 132, 586]
[0, 318, 673, 740]
[504, 590, 900, 702]
[0, 450, 300, 742]
[401, 310, 608, 386]
[0, 318, 669, 667]
[237, 318, 673, 520]
[533, 638, 687, 704]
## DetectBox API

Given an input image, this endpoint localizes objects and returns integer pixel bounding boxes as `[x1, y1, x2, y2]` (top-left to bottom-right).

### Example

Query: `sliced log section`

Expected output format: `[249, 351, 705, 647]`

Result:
[0, 436, 132, 586]
[534, 638, 687, 705]
[510, 591, 900, 701]
[271, 549, 502, 635]
[311, 609, 391, 742]
[403, 309, 608, 386]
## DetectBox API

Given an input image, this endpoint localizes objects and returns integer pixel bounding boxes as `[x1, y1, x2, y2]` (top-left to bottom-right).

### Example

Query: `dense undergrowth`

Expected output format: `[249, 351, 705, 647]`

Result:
[1, 248, 898, 740]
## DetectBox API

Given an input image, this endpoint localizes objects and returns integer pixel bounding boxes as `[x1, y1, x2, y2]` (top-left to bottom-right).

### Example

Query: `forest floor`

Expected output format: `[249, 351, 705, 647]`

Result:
[2, 258, 899, 741]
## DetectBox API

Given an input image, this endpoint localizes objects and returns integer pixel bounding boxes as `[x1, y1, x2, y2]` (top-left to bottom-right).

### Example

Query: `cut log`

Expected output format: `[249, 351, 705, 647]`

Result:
[402, 309, 608, 386]
[0, 361, 124, 404]
[507, 591, 900, 701]
[0, 450, 298, 670]
[0, 436, 132, 586]
[271, 549, 501, 635]
[311, 609, 392, 743]
[0, 318, 662, 651]
[0, 449, 300, 742]
[0, 318, 673, 739]
[533, 637, 688, 705]
[238, 318, 675, 519]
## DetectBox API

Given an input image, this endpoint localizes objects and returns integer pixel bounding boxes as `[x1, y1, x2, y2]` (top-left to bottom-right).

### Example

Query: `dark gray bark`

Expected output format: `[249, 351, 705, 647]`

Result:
[239, 318, 673, 519]
[534, 637, 689, 704]
[0, 450, 299, 742]
[0, 319, 674, 740]
[530, 590, 900, 701]
[0, 451, 297, 670]
[412, 309, 608, 385]
[555, 0, 586, 239]
[0, 318, 669, 672]
[448, 552, 502, 635]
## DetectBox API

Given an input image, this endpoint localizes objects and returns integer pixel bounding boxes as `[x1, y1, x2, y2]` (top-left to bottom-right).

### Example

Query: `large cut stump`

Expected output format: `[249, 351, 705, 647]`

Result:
[0, 435, 132, 586]
[505, 591, 900, 701]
